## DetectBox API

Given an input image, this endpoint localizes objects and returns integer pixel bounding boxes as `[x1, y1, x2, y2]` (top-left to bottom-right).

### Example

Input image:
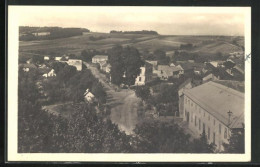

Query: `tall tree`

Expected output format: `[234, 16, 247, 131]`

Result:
[108, 45, 143, 86]
[135, 86, 151, 102]
[190, 131, 216, 153]
[223, 129, 245, 153]
[122, 46, 143, 86]
[153, 49, 170, 65]
[132, 120, 191, 153]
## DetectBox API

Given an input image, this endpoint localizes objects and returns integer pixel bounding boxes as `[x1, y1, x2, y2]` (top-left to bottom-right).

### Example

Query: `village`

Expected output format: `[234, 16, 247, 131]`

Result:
[19, 40, 245, 152]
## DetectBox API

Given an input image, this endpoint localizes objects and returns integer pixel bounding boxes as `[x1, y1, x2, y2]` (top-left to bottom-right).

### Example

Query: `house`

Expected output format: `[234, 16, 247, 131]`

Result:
[26, 58, 33, 64]
[84, 89, 95, 103]
[92, 55, 108, 63]
[42, 69, 56, 78]
[182, 81, 244, 151]
[100, 62, 111, 73]
[207, 61, 225, 69]
[55, 57, 62, 61]
[19, 64, 37, 72]
[32, 32, 50, 36]
[155, 65, 184, 80]
[67, 59, 82, 71]
[202, 72, 219, 83]
[44, 56, 50, 61]
[135, 61, 154, 86]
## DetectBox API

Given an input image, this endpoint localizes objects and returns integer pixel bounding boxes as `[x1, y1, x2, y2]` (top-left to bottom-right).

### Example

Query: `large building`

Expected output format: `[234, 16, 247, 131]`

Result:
[135, 61, 154, 86]
[182, 81, 244, 151]
[92, 55, 108, 63]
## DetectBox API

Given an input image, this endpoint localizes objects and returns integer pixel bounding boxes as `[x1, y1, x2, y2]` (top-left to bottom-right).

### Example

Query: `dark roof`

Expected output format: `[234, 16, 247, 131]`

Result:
[183, 81, 244, 128]
[177, 62, 205, 71]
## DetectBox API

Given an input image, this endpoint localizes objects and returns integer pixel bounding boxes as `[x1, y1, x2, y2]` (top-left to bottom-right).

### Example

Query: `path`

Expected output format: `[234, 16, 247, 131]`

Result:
[83, 62, 141, 135]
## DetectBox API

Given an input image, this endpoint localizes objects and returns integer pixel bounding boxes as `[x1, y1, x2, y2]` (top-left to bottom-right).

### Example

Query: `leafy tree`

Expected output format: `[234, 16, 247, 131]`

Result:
[132, 120, 191, 153]
[223, 129, 245, 153]
[50, 61, 67, 74]
[57, 65, 77, 84]
[190, 131, 216, 153]
[32, 55, 44, 64]
[92, 82, 107, 105]
[153, 49, 170, 65]
[108, 45, 126, 85]
[135, 86, 151, 102]
[122, 46, 143, 85]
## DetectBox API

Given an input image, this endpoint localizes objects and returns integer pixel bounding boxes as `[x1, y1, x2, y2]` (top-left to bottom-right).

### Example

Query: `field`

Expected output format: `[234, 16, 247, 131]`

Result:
[19, 32, 244, 58]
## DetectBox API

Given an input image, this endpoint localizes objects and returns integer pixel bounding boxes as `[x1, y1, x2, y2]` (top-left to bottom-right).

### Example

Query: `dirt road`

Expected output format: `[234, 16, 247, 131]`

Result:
[83, 62, 141, 135]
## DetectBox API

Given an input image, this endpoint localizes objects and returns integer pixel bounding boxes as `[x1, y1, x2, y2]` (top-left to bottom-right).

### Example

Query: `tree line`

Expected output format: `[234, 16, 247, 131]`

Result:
[110, 30, 158, 35]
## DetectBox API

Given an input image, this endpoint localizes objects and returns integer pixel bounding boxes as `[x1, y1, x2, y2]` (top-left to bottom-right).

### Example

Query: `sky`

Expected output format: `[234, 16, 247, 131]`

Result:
[11, 6, 248, 36]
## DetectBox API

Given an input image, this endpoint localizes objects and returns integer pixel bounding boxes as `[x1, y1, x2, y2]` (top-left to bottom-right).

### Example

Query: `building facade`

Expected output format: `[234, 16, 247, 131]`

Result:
[67, 59, 83, 71]
[182, 81, 244, 151]
[92, 55, 108, 63]
[135, 61, 153, 86]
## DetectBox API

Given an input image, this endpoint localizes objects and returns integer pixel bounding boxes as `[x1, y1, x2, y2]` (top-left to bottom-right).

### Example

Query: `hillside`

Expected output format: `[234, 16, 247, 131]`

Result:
[19, 31, 244, 61]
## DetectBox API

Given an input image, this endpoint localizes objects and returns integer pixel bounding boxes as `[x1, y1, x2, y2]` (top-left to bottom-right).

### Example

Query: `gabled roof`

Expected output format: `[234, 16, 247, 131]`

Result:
[178, 78, 192, 90]
[183, 81, 244, 128]
[233, 65, 244, 74]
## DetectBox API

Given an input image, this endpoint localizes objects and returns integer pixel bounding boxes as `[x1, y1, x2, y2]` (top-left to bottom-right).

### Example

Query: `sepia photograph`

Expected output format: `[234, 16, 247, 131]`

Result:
[7, 6, 251, 162]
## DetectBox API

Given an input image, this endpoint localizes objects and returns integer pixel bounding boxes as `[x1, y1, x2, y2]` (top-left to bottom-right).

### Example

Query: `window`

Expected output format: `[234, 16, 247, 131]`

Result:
[219, 124, 222, 134]
[191, 113, 193, 122]
[203, 123, 205, 133]
[139, 77, 142, 81]
[191, 102, 193, 107]
[199, 119, 201, 130]
[208, 127, 210, 140]
[195, 116, 197, 126]
[224, 128, 227, 139]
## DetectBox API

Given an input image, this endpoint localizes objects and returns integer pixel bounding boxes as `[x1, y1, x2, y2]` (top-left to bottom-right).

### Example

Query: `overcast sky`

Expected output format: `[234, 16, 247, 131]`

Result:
[13, 6, 247, 36]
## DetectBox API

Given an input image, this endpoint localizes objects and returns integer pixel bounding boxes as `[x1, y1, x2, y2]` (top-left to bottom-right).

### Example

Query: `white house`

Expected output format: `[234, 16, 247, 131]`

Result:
[67, 59, 82, 71]
[32, 32, 50, 36]
[44, 56, 50, 61]
[92, 55, 108, 63]
[42, 69, 56, 78]
[135, 61, 153, 86]
[84, 89, 95, 103]
[55, 57, 62, 61]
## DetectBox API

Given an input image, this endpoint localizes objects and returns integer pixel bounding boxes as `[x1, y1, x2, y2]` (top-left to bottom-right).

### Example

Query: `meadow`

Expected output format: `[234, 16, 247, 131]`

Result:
[19, 32, 244, 59]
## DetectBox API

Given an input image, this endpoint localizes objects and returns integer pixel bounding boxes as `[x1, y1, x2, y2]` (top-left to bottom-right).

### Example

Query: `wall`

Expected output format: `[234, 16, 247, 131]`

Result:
[183, 95, 230, 151]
